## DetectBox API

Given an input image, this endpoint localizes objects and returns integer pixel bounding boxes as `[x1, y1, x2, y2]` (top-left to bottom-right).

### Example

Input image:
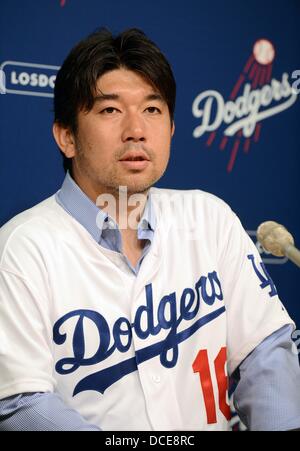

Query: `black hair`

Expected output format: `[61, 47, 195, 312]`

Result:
[53, 27, 176, 172]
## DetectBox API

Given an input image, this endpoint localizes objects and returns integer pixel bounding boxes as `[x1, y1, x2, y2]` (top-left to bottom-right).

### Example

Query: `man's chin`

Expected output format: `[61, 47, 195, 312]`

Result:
[112, 173, 161, 195]
[117, 182, 152, 196]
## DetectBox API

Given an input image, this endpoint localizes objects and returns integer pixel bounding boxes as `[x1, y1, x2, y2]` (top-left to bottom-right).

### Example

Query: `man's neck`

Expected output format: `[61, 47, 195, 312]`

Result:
[71, 173, 150, 265]
[71, 173, 149, 230]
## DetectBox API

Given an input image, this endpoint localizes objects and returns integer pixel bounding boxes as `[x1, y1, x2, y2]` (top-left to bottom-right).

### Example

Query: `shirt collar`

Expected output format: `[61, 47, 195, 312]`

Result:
[56, 172, 156, 242]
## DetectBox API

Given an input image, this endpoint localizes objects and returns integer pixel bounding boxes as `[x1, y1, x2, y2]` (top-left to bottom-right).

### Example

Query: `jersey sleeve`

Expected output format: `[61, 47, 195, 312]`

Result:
[0, 393, 101, 431]
[0, 231, 56, 400]
[218, 212, 295, 376]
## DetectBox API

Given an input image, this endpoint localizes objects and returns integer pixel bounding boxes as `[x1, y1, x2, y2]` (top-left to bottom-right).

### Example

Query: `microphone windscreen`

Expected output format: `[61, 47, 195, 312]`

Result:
[257, 221, 294, 257]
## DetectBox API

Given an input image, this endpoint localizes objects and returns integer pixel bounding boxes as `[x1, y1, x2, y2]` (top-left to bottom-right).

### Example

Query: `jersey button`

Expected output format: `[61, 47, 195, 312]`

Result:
[152, 375, 161, 383]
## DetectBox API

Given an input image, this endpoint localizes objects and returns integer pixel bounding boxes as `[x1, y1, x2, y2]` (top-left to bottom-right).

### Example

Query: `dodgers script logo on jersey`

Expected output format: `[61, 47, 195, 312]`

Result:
[53, 270, 225, 396]
[52, 255, 277, 398]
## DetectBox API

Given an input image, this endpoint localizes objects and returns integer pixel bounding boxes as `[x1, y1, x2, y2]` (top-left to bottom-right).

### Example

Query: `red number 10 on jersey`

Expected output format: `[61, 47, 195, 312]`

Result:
[193, 347, 231, 424]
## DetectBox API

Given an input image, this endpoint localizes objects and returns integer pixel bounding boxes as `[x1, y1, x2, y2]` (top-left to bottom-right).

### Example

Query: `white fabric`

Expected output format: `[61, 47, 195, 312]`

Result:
[0, 188, 294, 431]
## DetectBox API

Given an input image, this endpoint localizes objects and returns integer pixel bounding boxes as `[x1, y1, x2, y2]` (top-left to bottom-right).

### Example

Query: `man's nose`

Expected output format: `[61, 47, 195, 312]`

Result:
[121, 112, 146, 142]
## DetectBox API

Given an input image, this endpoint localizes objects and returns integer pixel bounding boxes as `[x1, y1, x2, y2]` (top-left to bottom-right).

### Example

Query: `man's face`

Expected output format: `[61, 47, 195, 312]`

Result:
[70, 68, 174, 198]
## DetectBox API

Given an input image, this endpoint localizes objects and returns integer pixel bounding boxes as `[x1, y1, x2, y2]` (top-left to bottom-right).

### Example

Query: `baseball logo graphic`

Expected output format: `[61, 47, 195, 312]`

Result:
[253, 39, 275, 65]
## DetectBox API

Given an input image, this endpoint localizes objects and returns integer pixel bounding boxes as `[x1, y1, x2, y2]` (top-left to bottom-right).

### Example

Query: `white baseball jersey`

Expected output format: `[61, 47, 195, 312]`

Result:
[0, 188, 294, 430]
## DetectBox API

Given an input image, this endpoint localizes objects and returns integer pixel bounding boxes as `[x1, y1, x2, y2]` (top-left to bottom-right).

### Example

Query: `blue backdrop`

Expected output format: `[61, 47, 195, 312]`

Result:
[1, 0, 299, 331]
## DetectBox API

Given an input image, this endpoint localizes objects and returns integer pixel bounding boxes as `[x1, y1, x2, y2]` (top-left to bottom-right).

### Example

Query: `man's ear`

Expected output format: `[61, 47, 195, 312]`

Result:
[171, 121, 175, 137]
[52, 122, 76, 158]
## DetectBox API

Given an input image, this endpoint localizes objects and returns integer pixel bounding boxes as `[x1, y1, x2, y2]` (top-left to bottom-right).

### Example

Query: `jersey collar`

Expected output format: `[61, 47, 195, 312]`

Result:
[55, 172, 156, 243]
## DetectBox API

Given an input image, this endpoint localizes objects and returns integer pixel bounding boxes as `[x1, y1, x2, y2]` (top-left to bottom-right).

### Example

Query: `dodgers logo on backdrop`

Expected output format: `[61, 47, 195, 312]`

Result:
[0, 61, 59, 98]
[192, 39, 299, 172]
[53, 272, 225, 396]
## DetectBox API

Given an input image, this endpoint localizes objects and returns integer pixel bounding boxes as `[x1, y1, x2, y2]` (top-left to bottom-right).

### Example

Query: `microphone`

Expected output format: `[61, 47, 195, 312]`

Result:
[257, 221, 300, 268]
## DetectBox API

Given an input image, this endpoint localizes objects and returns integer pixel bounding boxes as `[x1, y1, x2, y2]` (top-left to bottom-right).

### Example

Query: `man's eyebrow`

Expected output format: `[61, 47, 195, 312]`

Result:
[93, 94, 120, 104]
[93, 93, 165, 104]
[145, 93, 165, 102]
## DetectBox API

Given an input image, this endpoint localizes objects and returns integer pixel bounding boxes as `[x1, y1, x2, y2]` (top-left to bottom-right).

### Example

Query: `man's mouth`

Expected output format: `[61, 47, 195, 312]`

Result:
[123, 156, 145, 161]
[119, 150, 150, 162]
[119, 151, 150, 170]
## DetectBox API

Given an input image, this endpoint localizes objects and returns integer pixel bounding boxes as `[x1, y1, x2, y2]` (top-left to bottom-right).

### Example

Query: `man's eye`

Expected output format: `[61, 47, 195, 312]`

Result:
[100, 107, 118, 114]
[146, 107, 161, 114]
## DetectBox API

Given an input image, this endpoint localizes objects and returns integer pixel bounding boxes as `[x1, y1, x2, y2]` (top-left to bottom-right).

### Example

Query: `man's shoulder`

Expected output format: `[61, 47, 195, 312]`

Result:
[1, 195, 59, 232]
[150, 187, 233, 215]
[0, 196, 67, 258]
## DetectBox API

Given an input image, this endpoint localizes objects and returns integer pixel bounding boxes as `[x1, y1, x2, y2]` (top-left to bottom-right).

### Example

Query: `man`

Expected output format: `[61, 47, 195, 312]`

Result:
[0, 28, 299, 431]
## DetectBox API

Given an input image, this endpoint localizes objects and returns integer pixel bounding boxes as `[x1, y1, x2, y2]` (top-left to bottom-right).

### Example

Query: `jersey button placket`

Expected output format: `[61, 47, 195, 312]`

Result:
[152, 375, 161, 383]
